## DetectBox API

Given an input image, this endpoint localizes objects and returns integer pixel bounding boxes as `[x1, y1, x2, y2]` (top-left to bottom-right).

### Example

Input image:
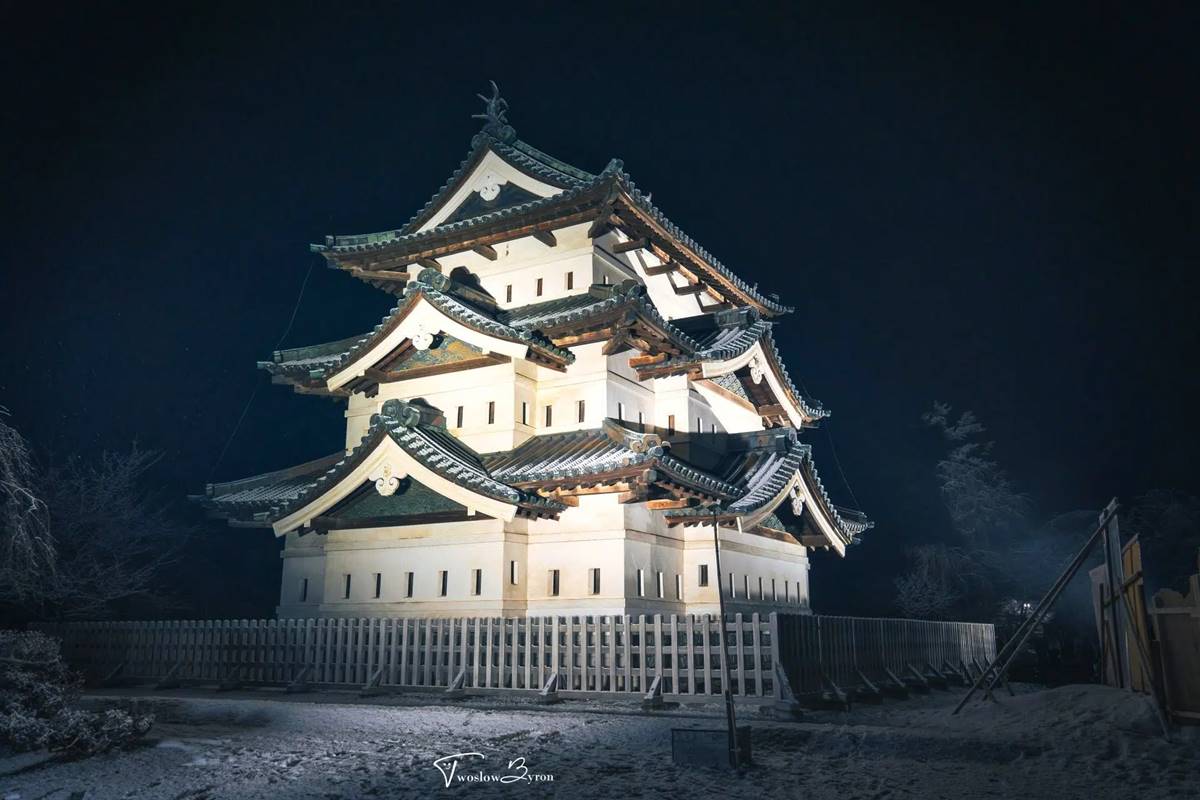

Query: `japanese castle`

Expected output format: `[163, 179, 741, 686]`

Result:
[198, 86, 872, 619]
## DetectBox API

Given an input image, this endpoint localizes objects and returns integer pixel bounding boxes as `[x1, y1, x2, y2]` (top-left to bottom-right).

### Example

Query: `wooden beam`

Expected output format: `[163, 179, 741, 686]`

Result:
[618, 490, 648, 505]
[673, 282, 706, 296]
[531, 230, 557, 247]
[646, 498, 692, 510]
[643, 263, 677, 276]
[416, 257, 442, 272]
[628, 352, 668, 368]
[612, 237, 649, 254]
[699, 302, 733, 313]
[601, 335, 632, 356]
[350, 267, 410, 282]
[472, 244, 498, 261]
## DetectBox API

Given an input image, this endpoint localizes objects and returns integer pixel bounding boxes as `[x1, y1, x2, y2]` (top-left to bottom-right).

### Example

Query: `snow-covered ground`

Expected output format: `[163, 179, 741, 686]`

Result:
[1, 684, 1196, 799]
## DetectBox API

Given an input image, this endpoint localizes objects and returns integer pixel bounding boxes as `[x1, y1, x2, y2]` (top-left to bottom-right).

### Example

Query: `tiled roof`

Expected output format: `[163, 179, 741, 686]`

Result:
[665, 429, 871, 543]
[199, 400, 564, 527]
[266, 269, 574, 383]
[310, 124, 792, 315]
[483, 421, 740, 499]
[200, 453, 345, 516]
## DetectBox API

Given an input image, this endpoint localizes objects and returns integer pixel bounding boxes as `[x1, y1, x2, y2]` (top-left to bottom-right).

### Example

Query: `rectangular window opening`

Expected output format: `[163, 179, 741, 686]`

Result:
[566, 272, 574, 290]
[521, 402, 528, 425]
[505, 284, 513, 303]
[299, 578, 308, 602]
[373, 572, 382, 599]
[667, 414, 675, 435]
[728, 572, 735, 599]
[577, 399, 586, 423]
[589, 568, 601, 595]
[536, 277, 543, 296]
[487, 401, 495, 425]
[472, 568, 482, 596]
[343, 574, 352, 600]
[698, 564, 709, 587]
[456, 406, 464, 428]
[656, 571, 664, 599]
[549, 569, 560, 597]
[675, 573, 682, 600]
[544, 405, 552, 427]
[439, 570, 448, 597]
[637, 569, 645, 598]
[405, 571, 415, 598]
[510, 560, 519, 585]
[617, 402, 624, 421]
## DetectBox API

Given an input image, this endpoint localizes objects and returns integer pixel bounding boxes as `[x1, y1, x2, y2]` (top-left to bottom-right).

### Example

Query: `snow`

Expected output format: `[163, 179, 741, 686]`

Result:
[1, 684, 1196, 799]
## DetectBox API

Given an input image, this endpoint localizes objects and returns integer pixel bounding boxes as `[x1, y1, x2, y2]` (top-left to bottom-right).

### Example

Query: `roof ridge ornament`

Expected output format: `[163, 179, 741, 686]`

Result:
[472, 80, 516, 143]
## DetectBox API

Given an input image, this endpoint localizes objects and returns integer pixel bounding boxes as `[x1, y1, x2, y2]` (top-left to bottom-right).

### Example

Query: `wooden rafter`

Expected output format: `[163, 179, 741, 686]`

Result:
[473, 244, 498, 261]
[612, 237, 648, 254]
[531, 230, 557, 247]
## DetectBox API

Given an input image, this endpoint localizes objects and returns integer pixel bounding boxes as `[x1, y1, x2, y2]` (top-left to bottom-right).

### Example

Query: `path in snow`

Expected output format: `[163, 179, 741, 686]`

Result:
[1, 684, 1195, 799]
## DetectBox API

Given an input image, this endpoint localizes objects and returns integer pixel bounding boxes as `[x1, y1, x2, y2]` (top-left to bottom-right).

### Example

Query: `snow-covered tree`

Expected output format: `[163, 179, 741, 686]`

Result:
[0, 408, 54, 606]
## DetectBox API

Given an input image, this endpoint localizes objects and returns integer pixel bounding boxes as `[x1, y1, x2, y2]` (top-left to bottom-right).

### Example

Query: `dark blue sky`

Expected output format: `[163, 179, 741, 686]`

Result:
[2, 3, 1196, 615]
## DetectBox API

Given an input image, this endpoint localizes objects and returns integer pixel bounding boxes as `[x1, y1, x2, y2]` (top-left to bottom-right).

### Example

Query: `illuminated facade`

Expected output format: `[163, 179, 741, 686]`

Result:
[197, 87, 871, 619]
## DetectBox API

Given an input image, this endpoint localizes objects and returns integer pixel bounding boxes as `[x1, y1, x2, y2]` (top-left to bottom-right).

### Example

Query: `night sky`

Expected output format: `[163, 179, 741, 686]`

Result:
[2, 3, 1196, 617]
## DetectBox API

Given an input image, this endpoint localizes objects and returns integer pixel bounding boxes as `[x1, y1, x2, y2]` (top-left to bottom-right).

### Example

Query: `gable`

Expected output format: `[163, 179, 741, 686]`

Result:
[417, 149, 565, 233]
[315, 476, 474, 529]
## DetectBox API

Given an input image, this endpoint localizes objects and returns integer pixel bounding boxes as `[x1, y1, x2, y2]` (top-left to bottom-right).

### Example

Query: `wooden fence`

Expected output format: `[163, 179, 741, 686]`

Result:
[774, 614, 996, 696]
[38, 613, 994, 703]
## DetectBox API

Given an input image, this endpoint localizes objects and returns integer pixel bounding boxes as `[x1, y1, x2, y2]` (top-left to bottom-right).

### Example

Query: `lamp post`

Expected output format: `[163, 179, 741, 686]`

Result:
[712, 508, 739, 768]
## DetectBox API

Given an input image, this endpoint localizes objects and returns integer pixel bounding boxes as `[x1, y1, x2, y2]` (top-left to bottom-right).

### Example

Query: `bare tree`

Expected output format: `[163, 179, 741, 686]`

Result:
[0, 409, 54, 605]
[36, 445, 191, 619]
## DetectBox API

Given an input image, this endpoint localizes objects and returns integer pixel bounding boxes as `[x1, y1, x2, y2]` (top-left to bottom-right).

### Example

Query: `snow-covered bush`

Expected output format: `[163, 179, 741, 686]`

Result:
[0, 630, 152, 755]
